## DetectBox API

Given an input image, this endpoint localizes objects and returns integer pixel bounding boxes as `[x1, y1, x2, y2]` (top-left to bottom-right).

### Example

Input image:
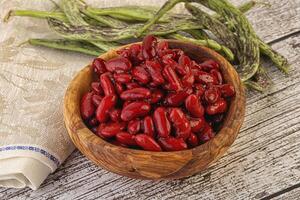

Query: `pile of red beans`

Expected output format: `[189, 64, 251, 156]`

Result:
[80, 35, 235, 152]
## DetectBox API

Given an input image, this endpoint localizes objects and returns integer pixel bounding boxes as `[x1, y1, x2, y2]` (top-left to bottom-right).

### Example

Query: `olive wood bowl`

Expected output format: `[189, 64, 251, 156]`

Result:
[63, 40, 245, 180]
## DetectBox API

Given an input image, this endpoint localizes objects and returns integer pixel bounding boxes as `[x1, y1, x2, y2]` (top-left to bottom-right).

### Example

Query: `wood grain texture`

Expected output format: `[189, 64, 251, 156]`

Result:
[1, 0, 300, 199]
[63, 40, 245, 180]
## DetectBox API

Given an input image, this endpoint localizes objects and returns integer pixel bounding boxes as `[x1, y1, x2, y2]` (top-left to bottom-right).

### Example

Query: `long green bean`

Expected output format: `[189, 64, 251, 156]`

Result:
[47, 18, 203, 41]
[168, 33, 234, 61]
[89, 41, 119, 51]
[3, 10, 68, 22]
[28, 38, 103, 56]
[60, 0, 88, 26]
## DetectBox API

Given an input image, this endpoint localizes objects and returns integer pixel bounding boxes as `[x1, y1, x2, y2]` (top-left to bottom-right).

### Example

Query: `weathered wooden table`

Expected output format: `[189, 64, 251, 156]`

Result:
[1, 0, 300, 199]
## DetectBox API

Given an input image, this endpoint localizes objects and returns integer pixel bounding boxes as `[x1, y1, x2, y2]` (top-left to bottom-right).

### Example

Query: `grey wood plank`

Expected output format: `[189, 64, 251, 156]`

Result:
[1, 0, 300, 199]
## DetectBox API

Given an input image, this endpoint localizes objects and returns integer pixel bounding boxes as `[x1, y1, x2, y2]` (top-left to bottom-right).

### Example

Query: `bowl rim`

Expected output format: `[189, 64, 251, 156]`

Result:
[63, 39, 245, 157]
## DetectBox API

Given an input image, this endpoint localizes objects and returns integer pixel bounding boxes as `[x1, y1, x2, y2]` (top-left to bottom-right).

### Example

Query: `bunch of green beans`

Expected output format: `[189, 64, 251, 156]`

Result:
[3, 0, 289, 91]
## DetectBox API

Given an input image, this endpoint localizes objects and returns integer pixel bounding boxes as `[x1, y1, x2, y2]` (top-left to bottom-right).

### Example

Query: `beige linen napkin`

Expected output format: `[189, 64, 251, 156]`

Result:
[0, 0, 184, 190]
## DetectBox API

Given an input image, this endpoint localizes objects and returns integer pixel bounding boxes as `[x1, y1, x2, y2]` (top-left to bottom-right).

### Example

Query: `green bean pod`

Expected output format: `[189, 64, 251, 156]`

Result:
[60, 0, 88, 26]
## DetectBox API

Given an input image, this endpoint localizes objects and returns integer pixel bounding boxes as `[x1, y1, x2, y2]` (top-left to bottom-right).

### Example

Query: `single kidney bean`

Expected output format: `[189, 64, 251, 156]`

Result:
[117, 49, 130, 59]
[126, 82, 140, 90]
[198, 123, 215, 143]
[190, 117, 205, 133]
[162, 65, 183, 91]
[193, 84, 205, 98]
[165, 90, 189, 106]
[91, 58, 107, 74]
[194, 71, 218, 85]
[149, 89, 164, 104]
[129, 44, 142, 58]
[115, 82, 125, 95]
[91, 82, 103, 95]
[161, 54, 177, 66]
[113, 73, 132, 84]
[172, 49, 184, 61]
[100, 73, 115, 96]
[199, 59, 219, 71]
[182, 72, 195, 88]
[143, 116, 155, 138]
[187, 133, 198, 148]
[116, 132, 137, 146]
[123, 100, 132, 108]
[88, 117, 99, 127]
[105, 57, 132, 72]
[178, 54, 192, 75]
[132, 66, 151, 84]
[91, 94, 103, 107]
[80, 92, 95, 120]
[157, 41, 168, 52]
[142, 35, 157, 60]
[153, 107, 171, 138]
[121, 101, 151, 121]
[109, 108, 121, 122]
[158, 49, 176, 59]
[206, 98, 227, 115]
[204, 87, 221, 104]
[145, 60, 165, 85]
[120, 88, 151, 100]
[218, 84, 235, 97]
[127, 119, 141, 134]
[97, 121, 126, 138]
[96, 95, 117, 122]
[158, 137, 187, 151]
[210, 69, 223, 84]
[169, 108, 191, 140]
[135, 134, 162, 151]
[185, 94, 204, 117]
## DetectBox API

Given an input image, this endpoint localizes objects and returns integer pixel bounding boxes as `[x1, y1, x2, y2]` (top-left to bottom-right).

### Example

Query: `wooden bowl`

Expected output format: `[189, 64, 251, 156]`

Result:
[63, 40, 245, 180]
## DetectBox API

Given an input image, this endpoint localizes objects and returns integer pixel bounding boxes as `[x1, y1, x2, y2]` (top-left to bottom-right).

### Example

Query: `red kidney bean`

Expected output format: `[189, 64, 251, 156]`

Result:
[191, 60, 202, 71]
[126, 82, 140, 90]
[91, 58, 107, 74]
[194, 71, 218, 85]
[96, 95, 117, 122]
[80, 92, 95, 120]
[187, 133, 198, 148]
[178, 54, 192, 75]
[100, 73, 115, 96]
[185, 94, 204, 117]
[199, 59, 219, 71]
[204, 87, 221, 104]
[218, 84, 235, 97]
[121, 101, 151, 121]
[162, 65, 183, 91]
[120, 87, 151, 100]
[123, 100, 132, 108]
[115, 82, 125, 95]
[127, 119, 141, 134]
[157, 41, 168, 52]
[97, 121, 126, 138]
[135, 134, 162, 151]
[182, 72, 194, 88]
[88, 117, 99, 127]
[109, 108, 121, 122]
[142, 35, 157, 60]
[132, 66, 151, 84]
[129, 44, 142, 58]
[153, 107, 171, 138]
[116, 132, 137, 146]
[113, 73, 132, 84]
[145, 60, 165, 85]
[161, 55, 177, 66]
[91, 82, 103, 95]
[143, 116, 155, 138]
[165, 90, 189, 106]
[172, 49, 185, 61]
[210, 69, 223, 84]
[149, 89, 163, 104]
[158, 137, 187, 151]
[105, 57, 132, 72]
[91, 94, 103, 107]
[193, 84, 205, 98]
[198, 123, 215, 143]
[158, 49, 176, 59]
[206, 98, 227, 115]
[190, 117, 205, 133]
[169, 108, 191, 140]
[117, 49, 130, 59]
